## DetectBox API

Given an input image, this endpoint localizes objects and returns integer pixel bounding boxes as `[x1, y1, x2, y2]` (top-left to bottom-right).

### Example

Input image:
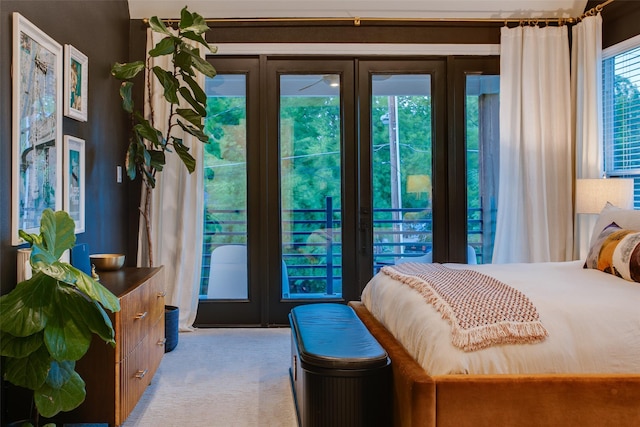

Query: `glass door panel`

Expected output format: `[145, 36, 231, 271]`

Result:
[371, 74, 433, 270]
[280, 74, 343, 299]
[200, 73, 249, 300]
[466, 74, 499, 264]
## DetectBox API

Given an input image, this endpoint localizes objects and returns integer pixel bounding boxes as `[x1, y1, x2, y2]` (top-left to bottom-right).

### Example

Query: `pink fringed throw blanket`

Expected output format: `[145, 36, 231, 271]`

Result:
[381, 263, 548, 351]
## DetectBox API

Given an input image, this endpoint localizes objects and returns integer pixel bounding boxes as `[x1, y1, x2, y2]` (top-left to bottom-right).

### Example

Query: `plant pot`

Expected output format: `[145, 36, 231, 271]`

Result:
[164, 305, 179, 353]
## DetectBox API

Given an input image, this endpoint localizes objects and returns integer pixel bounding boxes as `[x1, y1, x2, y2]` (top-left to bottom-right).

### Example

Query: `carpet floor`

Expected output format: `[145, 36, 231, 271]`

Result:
[121, 328, 298, 427]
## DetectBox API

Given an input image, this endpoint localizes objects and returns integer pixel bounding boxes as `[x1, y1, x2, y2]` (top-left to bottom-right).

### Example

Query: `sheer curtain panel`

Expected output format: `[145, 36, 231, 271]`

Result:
[138, 29, 205, 331]
[493, 25, 573, 263]
[571, 15, 603, 259]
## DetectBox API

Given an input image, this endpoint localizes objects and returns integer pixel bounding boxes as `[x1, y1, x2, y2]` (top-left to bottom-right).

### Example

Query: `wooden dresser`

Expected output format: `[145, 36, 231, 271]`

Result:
[59, 267, 166, 426]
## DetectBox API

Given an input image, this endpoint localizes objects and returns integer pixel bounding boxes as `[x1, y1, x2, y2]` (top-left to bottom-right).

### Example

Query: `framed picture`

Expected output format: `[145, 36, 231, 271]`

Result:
[12, 13, 63, 245]
[64, 44, 88, 121]
[64, 136, 85, 234]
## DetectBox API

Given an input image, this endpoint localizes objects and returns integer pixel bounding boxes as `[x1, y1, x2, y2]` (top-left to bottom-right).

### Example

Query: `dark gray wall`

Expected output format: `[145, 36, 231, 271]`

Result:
[0, 0, 133, 298]
[0, 0, 133, 422]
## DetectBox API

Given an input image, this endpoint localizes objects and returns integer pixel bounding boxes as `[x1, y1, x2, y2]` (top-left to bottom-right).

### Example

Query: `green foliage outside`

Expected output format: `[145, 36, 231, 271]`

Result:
[612, 74, 640, 171]
[200, 86, 490, 293]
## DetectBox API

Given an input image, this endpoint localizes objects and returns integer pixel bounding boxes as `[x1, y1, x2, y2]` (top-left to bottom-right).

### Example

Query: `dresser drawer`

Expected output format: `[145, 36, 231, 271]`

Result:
[147, 271, 166, 324]
[118, 317, 165, 425]
[120, 283, 150, 358]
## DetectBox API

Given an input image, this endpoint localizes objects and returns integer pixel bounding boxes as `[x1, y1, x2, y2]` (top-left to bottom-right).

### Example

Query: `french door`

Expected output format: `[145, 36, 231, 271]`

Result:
[195, 55, 498, 326]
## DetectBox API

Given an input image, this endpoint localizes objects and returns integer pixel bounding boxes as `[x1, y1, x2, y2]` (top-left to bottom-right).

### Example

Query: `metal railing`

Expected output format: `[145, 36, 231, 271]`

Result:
[200, 198, 487, 296]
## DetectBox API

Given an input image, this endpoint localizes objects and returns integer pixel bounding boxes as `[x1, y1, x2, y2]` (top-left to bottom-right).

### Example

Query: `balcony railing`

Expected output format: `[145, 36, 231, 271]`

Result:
[200, 197, 489, 296]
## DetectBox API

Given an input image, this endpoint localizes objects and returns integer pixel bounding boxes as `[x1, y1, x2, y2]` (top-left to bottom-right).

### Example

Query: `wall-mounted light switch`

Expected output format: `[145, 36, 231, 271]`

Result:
[117, 166, 123, 183]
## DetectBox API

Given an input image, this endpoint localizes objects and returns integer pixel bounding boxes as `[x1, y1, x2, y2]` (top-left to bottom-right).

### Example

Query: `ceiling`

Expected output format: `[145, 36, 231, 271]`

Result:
[127, 0, 589, 21]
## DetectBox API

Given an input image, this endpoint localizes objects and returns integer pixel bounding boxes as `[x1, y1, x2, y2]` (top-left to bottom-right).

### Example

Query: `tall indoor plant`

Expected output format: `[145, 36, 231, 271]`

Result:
[111, 7, 216, 266]
[0, 209, 120, 425]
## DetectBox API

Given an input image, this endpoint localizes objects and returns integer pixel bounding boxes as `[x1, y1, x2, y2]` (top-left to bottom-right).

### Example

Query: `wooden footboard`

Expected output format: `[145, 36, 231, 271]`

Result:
[349, 301, 640, 427]
[350, 301, 436, 427]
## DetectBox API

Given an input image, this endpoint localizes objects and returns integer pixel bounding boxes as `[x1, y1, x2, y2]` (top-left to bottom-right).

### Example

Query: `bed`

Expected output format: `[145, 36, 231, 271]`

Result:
[349, 204, 640, 427]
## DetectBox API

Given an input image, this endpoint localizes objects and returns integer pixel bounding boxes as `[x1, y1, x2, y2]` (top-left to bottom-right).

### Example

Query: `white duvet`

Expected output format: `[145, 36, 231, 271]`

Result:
[361, 260, 640, 376]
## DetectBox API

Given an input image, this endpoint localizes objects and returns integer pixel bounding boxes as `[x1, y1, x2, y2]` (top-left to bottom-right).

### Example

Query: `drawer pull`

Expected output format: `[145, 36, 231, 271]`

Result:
[157, 338, 167, 346]
[135, 369, 148, 379]
[157, 291, 166, 297]
[134, 311, 148, 320]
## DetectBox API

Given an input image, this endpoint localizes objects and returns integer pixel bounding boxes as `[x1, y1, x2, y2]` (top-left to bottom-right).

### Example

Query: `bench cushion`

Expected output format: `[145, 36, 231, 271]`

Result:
[290, 303, 389, 370]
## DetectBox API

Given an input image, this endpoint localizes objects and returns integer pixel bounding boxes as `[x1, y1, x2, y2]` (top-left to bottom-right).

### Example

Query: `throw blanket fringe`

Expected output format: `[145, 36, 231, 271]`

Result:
[381, 263, 548, 351]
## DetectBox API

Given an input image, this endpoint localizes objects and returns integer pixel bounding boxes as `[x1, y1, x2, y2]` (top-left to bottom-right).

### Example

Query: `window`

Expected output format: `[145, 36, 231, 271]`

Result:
[603, 35, 640, 207]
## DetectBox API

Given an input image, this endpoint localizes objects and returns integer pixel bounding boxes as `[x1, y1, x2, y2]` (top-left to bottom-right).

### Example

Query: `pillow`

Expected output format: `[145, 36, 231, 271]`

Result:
[588, 202, 640, 249]
[584, 221, 640, 282]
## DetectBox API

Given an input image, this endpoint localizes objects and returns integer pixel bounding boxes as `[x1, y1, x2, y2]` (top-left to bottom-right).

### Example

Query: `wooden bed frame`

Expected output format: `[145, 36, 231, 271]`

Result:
[349, 301, 640, 427]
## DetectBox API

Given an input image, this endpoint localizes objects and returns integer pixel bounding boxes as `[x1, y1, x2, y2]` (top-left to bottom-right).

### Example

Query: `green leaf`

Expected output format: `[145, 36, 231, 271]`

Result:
[181, 31, 209, 49]
[72, 299, 115, 345]
[179, 6, 194, 29]
[111, 61, 145, 80]
[149, 150, 167, 171]
[18, 229, 41, 247]
[192, 52, 217, 78]
[0, 330, 42, 358]
[44, 290, 92, 361]
[4, 345, 50, 390]
[182, 73, 208, 104]
[148, 16, 171, 35]
[181, 10, 209, 35]
[143, 147, 152, 167]
[179, 86, 207, 117]
[0, 272, 54, 337]
[174, 49, 195, 76]
[177, 108, 203, 129]
[32, 209, 76, 263]
[70, 269, 120, 313]
[126, 140, 138, 180]
[46, 359, 75, 389]
[177, 119, 210, 143]
[149, 36, 175, 57]
[152, 66, 180, 104]
[173, 139, 197, 173]
[182, 45, 217, 78]
[134, 119, 163, 147]
[119, 81, 134, 113]
[35, 369, 86, 418]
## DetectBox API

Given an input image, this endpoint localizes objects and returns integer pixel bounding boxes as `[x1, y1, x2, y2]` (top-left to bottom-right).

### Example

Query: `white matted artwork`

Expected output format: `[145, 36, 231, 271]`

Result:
[64, 135, 85, 234]
[12, 13, 63, 245]
[64, 44, 88, 121]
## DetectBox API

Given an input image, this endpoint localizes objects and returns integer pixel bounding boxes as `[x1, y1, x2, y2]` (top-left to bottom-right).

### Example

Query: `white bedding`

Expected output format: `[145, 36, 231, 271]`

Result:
[361, 260, 640, 376]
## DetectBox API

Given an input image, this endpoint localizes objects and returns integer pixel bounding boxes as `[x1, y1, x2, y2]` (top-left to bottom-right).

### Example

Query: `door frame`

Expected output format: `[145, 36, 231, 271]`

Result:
[265, 58, 357, 325]
[194, 57, 263, 326]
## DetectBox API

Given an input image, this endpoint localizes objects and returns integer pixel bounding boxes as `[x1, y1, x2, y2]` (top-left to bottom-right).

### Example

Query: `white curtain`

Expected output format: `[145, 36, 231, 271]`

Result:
[571, 15, 603, 259]
[493, 25, 573, 263]
[138, 28, 205, 331]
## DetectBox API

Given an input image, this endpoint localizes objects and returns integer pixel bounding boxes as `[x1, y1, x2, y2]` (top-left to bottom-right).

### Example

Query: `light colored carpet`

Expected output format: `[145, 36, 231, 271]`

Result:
[122, 328, 298, 427]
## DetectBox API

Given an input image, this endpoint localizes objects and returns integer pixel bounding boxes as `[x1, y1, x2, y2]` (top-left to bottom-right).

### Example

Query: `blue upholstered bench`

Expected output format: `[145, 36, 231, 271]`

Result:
[289, 303, 391, 427]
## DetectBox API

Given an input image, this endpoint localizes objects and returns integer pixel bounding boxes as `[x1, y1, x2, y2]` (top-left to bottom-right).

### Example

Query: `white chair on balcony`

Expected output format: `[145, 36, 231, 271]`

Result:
[206, 245, 292, 299]
[207, 245, 248, 299]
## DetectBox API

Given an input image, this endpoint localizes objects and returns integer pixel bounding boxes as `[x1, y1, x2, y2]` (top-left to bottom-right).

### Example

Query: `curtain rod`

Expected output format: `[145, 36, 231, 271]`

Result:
[144, 0, 614, 27]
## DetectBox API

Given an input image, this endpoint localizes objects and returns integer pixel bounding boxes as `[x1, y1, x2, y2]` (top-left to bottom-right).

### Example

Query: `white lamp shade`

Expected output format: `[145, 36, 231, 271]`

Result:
[575, 178, 635, 214]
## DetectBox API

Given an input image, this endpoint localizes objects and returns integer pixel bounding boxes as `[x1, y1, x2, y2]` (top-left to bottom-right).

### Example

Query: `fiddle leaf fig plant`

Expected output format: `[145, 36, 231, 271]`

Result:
[0, 209, 120, 422]
[111, 6, 216, 266]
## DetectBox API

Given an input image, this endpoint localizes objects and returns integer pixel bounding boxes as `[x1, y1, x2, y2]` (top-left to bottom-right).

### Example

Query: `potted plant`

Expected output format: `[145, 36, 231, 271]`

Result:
[111, 6, 217, 267]
[0, 209, 120, 426]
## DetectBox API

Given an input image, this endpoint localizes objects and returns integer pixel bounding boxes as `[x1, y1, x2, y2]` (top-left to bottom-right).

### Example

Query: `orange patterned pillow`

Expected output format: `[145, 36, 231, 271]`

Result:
[584, 222, 640, 282]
